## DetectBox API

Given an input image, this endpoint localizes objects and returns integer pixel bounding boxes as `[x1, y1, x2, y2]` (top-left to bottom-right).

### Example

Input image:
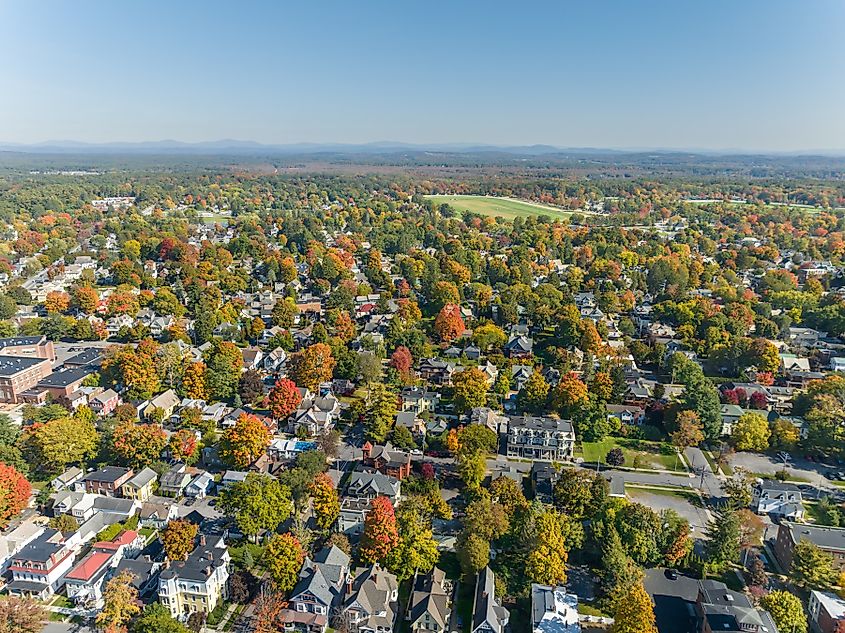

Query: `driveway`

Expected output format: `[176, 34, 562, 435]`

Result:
[627, 488, 712, 535]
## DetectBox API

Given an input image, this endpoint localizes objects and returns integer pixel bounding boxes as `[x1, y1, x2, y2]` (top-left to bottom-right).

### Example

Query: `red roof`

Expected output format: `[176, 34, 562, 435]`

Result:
[65, 551, 112, 581]
[362, 441, 373, 450]
[93, 530, 139, 551]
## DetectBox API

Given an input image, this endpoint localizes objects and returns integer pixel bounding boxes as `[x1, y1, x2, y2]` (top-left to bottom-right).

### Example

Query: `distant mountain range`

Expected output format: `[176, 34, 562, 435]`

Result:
[1, 139, 843, 157]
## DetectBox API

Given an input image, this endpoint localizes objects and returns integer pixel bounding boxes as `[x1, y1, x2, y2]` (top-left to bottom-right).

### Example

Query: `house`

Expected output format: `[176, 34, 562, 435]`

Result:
[158, 539, 231, 619]
[504, 335, 533, 359]
[139, 501, 178, 530]
[471, 567, 509, 633]
[52, 466, 84, 491]
[347, 471, 401, 504]
[395, 411, 426, 436]
[52, 492, 137, 526]
[289, 392, 342, 436]
[418, 358, 458, 386]
[220, 471, 249, 488]
[90, 388, 120, 416]
[808, 591, 845, 633]
[241, 346, 263, 370]
[752, 481, 804, 519]
[719, 404, 746, 436]
[263, 347, 287, 372]
[5, 529, 75, 600]
[531, 462, 557, 504]
[506, 416, 575, 461]
[606, 404, 645, 426]
[531, 583, 580, 633]
[121, 467, 158, 502]
[511, 365, 534, 392]
[774, 522, 845, 574]
[0, 522, 44, 576]
[400, 387, 440, 414]
[407, 568, 453, 633]
[64, 530, 143, 607]
[471, 407, 509, 435]
[279, 545, 350, 633]
[185, 472, 215, 499]
[143, 389, 181, 420]
[338, 497, 371, 536]
[78, 466, 134, 497]
[362, 442, 412, 480]
[159, 464, 194, 497]
[340, 564, 400, 633]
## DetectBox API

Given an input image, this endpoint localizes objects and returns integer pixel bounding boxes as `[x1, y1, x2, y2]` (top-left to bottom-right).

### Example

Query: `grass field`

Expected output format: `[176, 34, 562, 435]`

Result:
[579, 437, 686, 472]
[425, 194, 576, 220]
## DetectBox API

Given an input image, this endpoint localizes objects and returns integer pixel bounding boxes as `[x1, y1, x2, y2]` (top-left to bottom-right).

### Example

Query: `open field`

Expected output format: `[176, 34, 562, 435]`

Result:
[579, 438, 686, 472]
[425, 194, 576, 220]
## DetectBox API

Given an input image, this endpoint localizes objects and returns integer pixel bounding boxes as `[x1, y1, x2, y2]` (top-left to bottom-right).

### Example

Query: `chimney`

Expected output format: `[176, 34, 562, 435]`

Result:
[199, 534, 206, 547]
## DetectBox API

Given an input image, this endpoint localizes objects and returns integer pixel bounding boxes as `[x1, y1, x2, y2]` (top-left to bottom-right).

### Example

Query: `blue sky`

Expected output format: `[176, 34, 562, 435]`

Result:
[1, 0, 844, 151]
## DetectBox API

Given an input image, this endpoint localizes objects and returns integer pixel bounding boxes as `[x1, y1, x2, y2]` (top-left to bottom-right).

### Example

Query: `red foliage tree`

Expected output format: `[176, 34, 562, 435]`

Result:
[749, 391, 768, 410]
[268, 378, 303, 421]
[359, 496, 399, 565]
[389, 346, 413, 375]
[0, 463, 31, 527]
[433, 304, 465, 343]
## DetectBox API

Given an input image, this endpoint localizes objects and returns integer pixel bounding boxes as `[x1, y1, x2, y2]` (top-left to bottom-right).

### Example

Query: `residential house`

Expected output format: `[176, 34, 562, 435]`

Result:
[142, 389, 181, 420]
[471, 407, 509, 435]
[52, 492, 137, 524]
[361, 442, 412, 480]
[504, 335, 533, 359]
[752, 481, 804, 519]
[418, 358, 458, 386]
[346, 471, 401, 504]
[139, 502, 178, 530]
[808, 591, 845, 633]
[241, 346, 263, 370]
[51, 466, 84, 492]
[606, 404, 645, 426]
[506, 416, 575, 461]
[774, 522, 845, 574]
[64, 530, 143, 607]
[185, 472, 215, 499]
[158, 538, 231, 619]
[78, 466, 134, 497]
[407, 568, 453, 633]
[263, 347, 287, 372]
[531, 583, 580, 633]
[121, 468, 158, 502]
[159, 464, 195, 497]
[396, 411, 426, 436]
[90, 388, 120, 416]
[471, 567, 509, 633]
[289, 392, 342, 436]
[338, 497, 371, 536]
[340, 564, 400, 633]
[279, 545, 351, 633]
[531, 462, 557, 504]
[0, 522, 44, 576]
[719, 404, 746, 436]
[5, 529, 75, 600]
[400, 387, 440, 414]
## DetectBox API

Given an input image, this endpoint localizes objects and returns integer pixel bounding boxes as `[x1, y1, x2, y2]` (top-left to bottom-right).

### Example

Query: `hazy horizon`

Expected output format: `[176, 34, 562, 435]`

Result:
[2, 0, 844, 152]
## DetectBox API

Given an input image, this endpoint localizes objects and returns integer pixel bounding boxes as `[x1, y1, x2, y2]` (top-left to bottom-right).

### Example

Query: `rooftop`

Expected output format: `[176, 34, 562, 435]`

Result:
[0, 356, 49, 377]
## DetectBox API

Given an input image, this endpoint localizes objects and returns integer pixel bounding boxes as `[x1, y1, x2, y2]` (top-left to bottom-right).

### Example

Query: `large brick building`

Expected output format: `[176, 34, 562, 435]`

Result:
[0, 356, 52, 403]
[774, 522, 845, 573]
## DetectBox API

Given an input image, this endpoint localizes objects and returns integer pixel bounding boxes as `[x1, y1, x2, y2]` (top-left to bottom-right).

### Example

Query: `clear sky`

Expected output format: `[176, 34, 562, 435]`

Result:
[2, 0, 844, 151]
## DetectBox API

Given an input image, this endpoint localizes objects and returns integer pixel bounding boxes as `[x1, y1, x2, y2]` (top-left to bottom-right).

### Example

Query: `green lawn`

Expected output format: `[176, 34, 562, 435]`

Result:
[579, 437, 686, 472]
[425, 195, 576, 220]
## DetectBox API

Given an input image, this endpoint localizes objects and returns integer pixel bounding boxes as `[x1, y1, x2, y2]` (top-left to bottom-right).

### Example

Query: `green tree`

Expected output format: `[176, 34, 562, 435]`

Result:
[264, 533, 305, 592]
[386, 505, 439, 580]
[518, 370, 549, 413]
[203, 339, 243, 400]
[609, 581, 658, 633]
[790, 539, 835, 588]
[526, 510, 569, 586]
[703, 509, 741, 573]
[732, 412, 771, 451]
[218, 474, 293, 541]
[365, 383, 397, 443]
[132, 603, 190, 633]
[452, 367, 489, 413]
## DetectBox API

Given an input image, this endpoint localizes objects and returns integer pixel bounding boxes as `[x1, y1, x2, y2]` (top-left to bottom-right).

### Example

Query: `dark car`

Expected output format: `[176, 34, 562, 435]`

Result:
[665, 569, 679, 580]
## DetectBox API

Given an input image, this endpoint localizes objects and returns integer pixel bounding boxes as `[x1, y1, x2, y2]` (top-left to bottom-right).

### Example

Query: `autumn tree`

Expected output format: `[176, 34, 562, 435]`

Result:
[218, 473, 293, 540]
[472, 323, 506, 351]
[161, 519, 198, 561]
[288, 343, 336, 390]
[102, 343, 161, 401]
[760, 591, 807, 633]
[72, 285, 99, 314]
[0, 596, 46, 633]
[167, 429, 199, 464]
[552, 372, 589, 417]
[181, 361, 208, 399]
[0, 463, 31, 527]
[132, 603, 190, 633]
[386, 504, 439, 580]
[433, 304, 465, 342]
[112, 421, 167, 468]
[271, 297, 298, 328]
[96, 570, 141, 632]
[791, 539, 835, 588]
[359, 496, 399, 565]
[237, 369, 264, 405]
[609, 581, 658, 633]
[365, 383, 397, 443]
[518, 370, 550, 413]
[310, 472, 340, 530]
[44, 290, 70, 314]
[452, 367, 489, 413]
[389, 346, 413, 378]
[671, 410, 705, 450]
[264, 533, 305, 592]
[526, 510, 569, 586]
[268, 378, 303, 420]
[218, 414, 271, 469]
[21, 416, 98, 473]
[732, 412, 771, 452]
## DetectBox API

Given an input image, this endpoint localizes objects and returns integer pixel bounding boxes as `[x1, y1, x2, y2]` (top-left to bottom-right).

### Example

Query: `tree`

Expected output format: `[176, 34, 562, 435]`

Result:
[732, 412, 771, 452]
[723, 469, 754, 509]
[456, 531, 490, 575]
[433, 304, 465, 342]
[311, 472, 340, 530]
[0, 463, 31, 527]
[238, 369, 264, 405]
[791, 539, 835, 588]
[252, 584, 285, 633]
[316, 429, 341, 458]
[72, 285, 99, 314]
[526, 510, 569, 586]
[22, 416, 98, 473]
[770, 418, 800, 450]
[204, 339, 243, 400]
[48, 514, 79, 532]
[703, 509, 741, 572]
[44, 290, 70, 314]
[96, 570, 141, 632]
[112, 422, 167, 468]
[268, 378, 302, 421]
[181, 361, 208, 399]
[676, 355, 722, 440]
[518, 370, 550, 413]
[132, 603, 190, 633]
[228, 570, 255, 605]
[736, 508, 765, 563]
[609, 581, 658, 633]
[552, 372, 589, 417]
[357, 351, 382, 385]
[264, 533, 305, 592]
[457, 453, 486, 489]
[167, 429, 199, 464]
[386, 505, 439, 580]
[472, 323, 506, 351]
[288, 343, 336, 390]
[606, 448, 625, 466]
[359, 496, 399, 564]
[365, 383, 397, 443]
[452, 367, 489, 413]
[671, 410, 704, 450]
[271, 297, 297, 328]
[0, 596, 46, 633]
[553, 469, 608, 520]
[389, 346, 413, 377]
[218, 473, 293, 540]
[391, 425, 416, 450]
[760, 591, 807, 633]
[161, 519, 198, 561]
[218, 414, 271, 468]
